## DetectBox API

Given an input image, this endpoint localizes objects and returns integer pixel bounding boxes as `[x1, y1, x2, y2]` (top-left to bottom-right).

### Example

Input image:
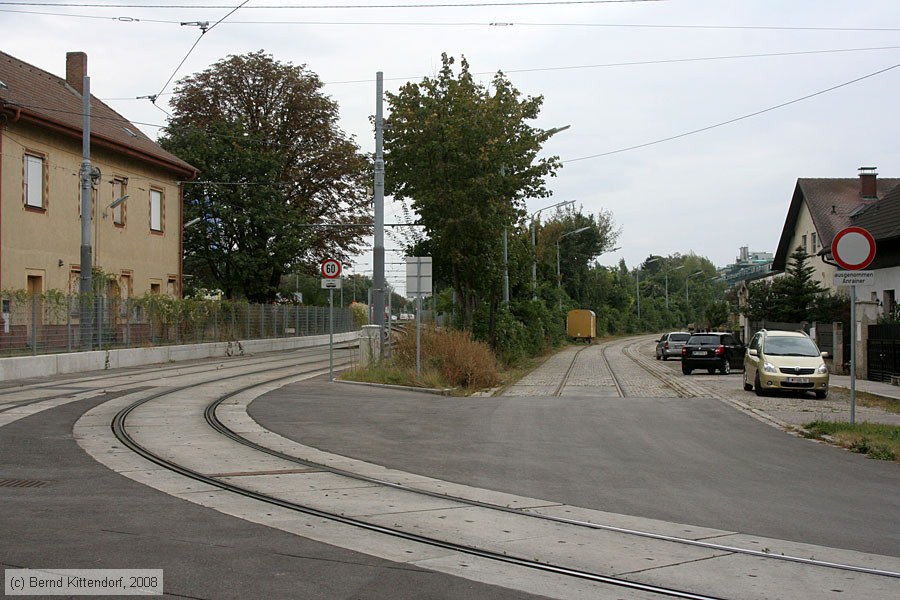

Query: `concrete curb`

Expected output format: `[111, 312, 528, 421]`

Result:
[334, 378, 454, 396]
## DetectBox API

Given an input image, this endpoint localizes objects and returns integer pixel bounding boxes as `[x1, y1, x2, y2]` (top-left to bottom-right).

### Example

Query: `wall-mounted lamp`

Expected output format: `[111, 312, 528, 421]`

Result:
[58, 259, 64, 267]
[102, 194, 128, 219]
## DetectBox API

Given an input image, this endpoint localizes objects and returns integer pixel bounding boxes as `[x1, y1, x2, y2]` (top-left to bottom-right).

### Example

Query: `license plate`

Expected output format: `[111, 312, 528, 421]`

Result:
[787, 377, 809, 384]
[693, 351, 707, 356]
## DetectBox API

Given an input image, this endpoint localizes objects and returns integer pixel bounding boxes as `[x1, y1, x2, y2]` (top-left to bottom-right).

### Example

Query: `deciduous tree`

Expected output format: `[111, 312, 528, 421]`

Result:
[384, 54, 560, 328]
[161, 51, 370, 301]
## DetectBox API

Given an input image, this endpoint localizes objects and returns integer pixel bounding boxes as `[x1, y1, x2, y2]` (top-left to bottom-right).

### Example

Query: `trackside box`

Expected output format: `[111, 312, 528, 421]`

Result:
[567, 309, 596, 342]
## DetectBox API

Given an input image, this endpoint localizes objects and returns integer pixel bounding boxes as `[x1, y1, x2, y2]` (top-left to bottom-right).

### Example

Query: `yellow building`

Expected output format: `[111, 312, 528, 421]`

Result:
[0, 50, 197, 300]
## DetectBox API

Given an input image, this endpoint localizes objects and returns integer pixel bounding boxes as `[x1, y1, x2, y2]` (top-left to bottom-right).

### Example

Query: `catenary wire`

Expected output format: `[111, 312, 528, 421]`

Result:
[563, 60, 900, 163]
[3, 7, 899, 31]
[0, 1, 667, 8]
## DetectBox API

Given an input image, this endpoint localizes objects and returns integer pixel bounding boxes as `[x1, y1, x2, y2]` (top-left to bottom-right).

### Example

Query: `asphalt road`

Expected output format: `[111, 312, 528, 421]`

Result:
[0, 395, 552, 600]
[252, 378, 900, 558]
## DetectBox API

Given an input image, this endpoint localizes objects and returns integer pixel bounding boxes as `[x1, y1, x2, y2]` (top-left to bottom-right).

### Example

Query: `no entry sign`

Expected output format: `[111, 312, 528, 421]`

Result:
[831, 226, 876, 271]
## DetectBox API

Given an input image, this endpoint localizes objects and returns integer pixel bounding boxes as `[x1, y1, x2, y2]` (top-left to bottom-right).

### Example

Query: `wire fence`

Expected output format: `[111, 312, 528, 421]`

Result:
[0, 293, 357, 358]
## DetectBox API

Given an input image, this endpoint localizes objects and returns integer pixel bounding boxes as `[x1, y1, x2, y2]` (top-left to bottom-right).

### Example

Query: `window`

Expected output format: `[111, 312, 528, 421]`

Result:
[24, 153, 46, 209]
[150, 282, 161, 295]
[801, 234, 807, 253]
[150, 189, 163, 232]
[167, 276, 177, 296]
[811, 232, 818, 254]
[112, 178, 127, 226]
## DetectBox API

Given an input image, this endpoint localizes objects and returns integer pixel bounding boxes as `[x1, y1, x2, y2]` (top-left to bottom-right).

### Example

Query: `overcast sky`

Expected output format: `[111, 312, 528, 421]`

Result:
[4, 0, 900, 295]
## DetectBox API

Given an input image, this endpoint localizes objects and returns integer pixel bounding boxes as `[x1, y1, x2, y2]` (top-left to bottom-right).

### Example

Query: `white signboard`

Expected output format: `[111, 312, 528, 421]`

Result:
[833, 270, 874, 287]
[321, 278, 342, 289]
[406, 256, 433, 297]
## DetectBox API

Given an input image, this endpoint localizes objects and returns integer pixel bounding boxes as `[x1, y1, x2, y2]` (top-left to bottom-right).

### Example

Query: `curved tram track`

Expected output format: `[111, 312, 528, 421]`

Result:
[88, 339, 900, 600]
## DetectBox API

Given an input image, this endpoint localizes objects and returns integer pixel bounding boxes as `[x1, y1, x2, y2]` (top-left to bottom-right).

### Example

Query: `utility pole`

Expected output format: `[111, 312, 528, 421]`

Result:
[373, 72, 386, 354]
[79, 74, 93, 349]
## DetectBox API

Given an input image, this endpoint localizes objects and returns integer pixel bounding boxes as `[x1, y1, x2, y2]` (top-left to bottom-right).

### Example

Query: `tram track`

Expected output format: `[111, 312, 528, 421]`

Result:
[108, 363, 725, 599]
[92, 345, 900, 599]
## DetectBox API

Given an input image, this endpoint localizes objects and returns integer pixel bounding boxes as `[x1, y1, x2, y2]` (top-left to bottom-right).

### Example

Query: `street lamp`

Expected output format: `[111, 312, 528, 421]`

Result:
[637, 257, 660, 322]
[665, 264, 685, 311]
[557, 226, 590, 309]
[530, 199, 575, 299]
[686, 271, 704, 303]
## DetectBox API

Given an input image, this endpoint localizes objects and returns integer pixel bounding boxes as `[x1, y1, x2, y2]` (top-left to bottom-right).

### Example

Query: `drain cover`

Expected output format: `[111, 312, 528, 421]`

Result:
[0, 478, 49, 488]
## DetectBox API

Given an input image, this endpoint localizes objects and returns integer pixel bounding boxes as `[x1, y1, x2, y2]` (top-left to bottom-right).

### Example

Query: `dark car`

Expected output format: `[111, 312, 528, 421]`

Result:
[681, 332, 745, 375]
[655, 331, 691, 360]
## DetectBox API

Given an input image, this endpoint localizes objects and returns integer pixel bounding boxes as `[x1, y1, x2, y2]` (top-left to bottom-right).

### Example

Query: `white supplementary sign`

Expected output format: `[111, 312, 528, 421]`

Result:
[321, 278, 342, 289]
[833, 270, 874, 287]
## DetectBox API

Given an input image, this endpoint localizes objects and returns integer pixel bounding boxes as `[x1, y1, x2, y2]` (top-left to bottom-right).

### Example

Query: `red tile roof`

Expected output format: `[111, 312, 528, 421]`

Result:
[0, 50, 197, 178]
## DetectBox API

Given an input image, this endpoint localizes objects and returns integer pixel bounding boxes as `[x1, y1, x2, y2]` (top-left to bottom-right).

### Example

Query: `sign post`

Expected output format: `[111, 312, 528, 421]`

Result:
[406, 257, 433, 379]
[321, 259, 342, 380]
[831, 226, 876, 425]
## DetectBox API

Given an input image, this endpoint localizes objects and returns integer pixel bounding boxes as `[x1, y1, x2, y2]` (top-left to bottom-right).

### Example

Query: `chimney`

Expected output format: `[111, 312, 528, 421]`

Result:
[859, 166, 878, 198]
[66, 51, 87, 95]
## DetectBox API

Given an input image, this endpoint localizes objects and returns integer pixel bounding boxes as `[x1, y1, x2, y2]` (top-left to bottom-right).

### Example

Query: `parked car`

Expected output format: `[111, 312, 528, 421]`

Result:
[681, 332, 745, 375]
[655, 332, 691, 360]
[743, 329, 829, 398]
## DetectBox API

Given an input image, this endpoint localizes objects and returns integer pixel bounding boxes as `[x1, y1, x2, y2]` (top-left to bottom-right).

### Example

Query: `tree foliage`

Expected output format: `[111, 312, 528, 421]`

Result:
[742, 246, 846, 323]
[160, 51, 371, 302]
[384, 54, 560, 329]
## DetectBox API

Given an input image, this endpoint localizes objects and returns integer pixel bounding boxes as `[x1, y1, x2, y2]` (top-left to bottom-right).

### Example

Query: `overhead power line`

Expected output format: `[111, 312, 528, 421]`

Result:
[564, 60, 900, 163]
[0, 1, 667, 8]
[6, 7, 900, 32]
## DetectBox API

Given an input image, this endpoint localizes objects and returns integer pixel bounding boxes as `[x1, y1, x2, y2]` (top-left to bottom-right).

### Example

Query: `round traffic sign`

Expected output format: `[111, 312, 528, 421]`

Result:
[831, 226, 876, 271]
[320, 258, 342, 279]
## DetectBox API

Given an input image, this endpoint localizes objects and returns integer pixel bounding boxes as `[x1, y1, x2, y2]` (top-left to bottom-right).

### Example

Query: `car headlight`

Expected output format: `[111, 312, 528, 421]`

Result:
[817, 363, 828, 374]
[763, 361, 777, 374]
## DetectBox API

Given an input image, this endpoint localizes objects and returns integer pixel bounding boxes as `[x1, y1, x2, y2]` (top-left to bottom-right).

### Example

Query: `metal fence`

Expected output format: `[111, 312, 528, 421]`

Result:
[0, 293, 357, 358]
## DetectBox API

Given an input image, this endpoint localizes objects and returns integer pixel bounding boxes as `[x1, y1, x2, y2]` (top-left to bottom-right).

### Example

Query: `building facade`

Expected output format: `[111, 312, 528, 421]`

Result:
[0, 50, 197, 300]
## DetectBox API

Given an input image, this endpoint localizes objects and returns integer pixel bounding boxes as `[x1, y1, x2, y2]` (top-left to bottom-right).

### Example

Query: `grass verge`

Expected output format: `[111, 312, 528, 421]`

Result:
[802, 420, 900, 461]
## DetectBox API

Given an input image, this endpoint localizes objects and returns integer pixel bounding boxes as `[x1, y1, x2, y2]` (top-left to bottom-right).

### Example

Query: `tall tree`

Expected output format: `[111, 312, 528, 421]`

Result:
[384, 54, 560, 328]
[161, 51, 370, 301]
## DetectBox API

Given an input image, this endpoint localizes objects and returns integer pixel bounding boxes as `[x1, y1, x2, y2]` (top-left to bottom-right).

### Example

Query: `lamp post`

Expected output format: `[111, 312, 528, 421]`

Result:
[557, 226, 590, 310]
[664, 264, 685, 311]
[638, 257, 660, 322]
[530, 199, 575, 299]
[686, 271, 704, 303]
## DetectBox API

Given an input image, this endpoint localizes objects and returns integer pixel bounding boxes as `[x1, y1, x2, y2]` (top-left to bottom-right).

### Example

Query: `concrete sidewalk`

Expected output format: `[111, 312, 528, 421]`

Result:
[830, 373, 900, 400]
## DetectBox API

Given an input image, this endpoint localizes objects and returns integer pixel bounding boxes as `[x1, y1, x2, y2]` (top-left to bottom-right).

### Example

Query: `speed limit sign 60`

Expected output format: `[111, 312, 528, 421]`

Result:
[321, 259, 342, 279]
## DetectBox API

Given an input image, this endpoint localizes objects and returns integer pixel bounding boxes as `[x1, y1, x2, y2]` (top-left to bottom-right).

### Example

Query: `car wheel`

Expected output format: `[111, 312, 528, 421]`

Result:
[743, 371, 753, 391]
[720, 359, 731, 375]
[682, 365, 692, 375]
[754, 372, 766, 396]
[815, 389, 828, 399]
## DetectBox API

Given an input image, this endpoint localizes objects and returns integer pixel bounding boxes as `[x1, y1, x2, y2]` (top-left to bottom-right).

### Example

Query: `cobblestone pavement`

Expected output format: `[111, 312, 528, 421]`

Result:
[505, 335, 900, 431]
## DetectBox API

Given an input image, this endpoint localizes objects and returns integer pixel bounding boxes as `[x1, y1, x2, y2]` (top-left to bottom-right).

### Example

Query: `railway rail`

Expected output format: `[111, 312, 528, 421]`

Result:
[65, 336, 899, 599]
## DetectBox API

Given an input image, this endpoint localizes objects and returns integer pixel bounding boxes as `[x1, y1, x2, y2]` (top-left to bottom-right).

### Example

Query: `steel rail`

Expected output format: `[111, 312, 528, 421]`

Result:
[206, 360, 900, 581]
[112, 371, 728, 600]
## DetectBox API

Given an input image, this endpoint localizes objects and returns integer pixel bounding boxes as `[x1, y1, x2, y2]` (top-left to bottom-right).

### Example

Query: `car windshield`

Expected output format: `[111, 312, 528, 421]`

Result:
[764, 335, 819, 357]
[670, 334, 690, 342]
[689, 335, 721, 345]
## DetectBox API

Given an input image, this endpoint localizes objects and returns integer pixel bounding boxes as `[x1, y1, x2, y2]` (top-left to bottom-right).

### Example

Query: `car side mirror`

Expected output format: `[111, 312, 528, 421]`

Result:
[748, 348, 758, 357]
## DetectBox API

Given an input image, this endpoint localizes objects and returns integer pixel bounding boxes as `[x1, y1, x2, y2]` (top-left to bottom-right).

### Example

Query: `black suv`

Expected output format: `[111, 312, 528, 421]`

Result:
[681, 332, 745, 375]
